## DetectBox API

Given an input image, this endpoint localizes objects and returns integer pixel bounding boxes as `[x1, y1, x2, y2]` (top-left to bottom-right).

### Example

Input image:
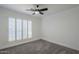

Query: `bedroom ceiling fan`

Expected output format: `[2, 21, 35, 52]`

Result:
[26, 5, 48, 15]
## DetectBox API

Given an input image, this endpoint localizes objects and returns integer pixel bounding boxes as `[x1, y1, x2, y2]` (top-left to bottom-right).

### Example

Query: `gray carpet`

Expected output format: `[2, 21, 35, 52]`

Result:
[0, 39, 79, 54]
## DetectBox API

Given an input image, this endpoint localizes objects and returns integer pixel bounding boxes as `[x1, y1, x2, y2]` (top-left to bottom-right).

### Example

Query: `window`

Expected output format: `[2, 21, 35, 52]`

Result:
[16, 19, 22, 40]
[23, 20, 28, 39]
[28, 20, 32, 38]
[9, 17, 15, 41]
[8, 17, 32, 41]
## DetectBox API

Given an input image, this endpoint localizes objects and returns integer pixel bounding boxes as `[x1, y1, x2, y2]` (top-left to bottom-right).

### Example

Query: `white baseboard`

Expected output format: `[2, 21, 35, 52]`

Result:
[0, 36, 79, 51]
[0, 37, 40, 50]
[42, 36, 79, 51]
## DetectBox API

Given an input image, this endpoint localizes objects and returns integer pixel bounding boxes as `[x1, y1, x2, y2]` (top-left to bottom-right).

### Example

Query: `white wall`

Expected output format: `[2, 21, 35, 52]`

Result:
[42, 7, 79, 50]
[0, 7, 41, 49]
[0, 5, 79, 51]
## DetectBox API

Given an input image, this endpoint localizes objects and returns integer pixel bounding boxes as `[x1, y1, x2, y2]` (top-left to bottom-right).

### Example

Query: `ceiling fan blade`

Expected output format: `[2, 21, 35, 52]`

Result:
[39, 8, 48, 11]
[26, 8, 35, 11]
[32, 12, 35, 15]
[39, 11, 44, 15]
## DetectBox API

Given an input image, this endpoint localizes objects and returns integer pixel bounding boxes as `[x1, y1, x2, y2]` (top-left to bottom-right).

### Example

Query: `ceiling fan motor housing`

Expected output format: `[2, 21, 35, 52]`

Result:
[26, 4, 48, 15]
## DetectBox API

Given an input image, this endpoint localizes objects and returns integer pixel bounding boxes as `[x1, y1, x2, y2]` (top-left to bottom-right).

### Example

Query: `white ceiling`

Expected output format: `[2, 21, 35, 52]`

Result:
[0, 4, 79, 17]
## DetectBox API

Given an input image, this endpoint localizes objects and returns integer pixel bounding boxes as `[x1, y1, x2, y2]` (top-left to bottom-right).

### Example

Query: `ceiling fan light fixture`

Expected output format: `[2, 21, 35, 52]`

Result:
[35, 11, 39, 14]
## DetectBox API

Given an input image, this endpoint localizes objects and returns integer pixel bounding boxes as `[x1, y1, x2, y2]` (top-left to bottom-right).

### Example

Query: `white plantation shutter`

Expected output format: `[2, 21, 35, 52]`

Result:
[9, 17, 15, 41]
[16, 19, 22, 40]
[28, 20, 32, 38]
[9, 17, 32, 42]
[23, 20, 28, 39]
